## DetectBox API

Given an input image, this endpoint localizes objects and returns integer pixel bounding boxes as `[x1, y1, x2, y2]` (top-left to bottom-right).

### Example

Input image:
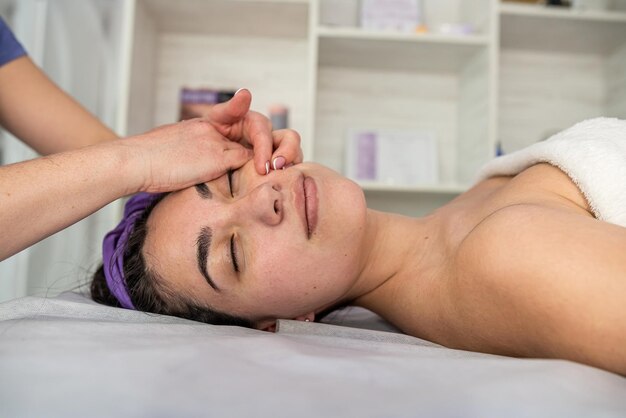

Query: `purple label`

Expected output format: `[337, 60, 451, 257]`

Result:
[356, 132, 377, 180]
[180, 88, 219, 104]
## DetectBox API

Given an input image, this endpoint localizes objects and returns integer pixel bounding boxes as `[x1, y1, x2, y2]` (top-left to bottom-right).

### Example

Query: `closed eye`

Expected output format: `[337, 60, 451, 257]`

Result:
[195, 182, 211, 199]
[230, 235, 239, 273]
[227, 170, 234, 197]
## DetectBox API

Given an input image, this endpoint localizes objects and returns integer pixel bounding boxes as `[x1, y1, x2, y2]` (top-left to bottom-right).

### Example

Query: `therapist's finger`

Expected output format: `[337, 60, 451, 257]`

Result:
[203, 88, 251, 136]
[221, 142, 254, 171]
[270, 129, 303, 170]
[242, 111, 275, 175]
[202, 90, 273, 174]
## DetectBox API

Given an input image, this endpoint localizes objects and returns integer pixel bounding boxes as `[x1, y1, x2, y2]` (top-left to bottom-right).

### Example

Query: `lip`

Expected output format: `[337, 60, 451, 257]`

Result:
[304, 176, 318, 238]
[293, 174, 319, 239]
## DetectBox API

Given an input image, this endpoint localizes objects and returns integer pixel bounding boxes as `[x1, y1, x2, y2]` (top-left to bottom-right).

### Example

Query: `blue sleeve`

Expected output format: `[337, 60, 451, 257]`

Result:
[0, 16, 27, 67]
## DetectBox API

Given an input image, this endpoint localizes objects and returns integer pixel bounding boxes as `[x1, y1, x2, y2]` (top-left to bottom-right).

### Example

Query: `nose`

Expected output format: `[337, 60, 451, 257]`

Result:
[235, 181, 283, 226]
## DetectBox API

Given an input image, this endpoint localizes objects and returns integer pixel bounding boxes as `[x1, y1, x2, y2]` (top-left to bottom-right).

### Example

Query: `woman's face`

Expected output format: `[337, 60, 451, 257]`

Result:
[143, 161, 367, 327]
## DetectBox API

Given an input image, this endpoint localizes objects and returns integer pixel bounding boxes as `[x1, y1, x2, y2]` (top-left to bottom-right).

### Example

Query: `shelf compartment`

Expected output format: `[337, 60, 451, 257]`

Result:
[140, 0, 310, 38]
[498, 3, 626, 153]
[128, 0, 315, 154]
[317, 27, 489, 73]
[500, 3, 626, 55]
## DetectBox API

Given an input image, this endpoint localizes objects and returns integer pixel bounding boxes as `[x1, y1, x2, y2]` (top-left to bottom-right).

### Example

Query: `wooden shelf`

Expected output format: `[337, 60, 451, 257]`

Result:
[500, 3, 626, 54]
[317, 26, 490, 46]
[500, 2, 626, 22]
[358, 182, 467, 195]
[317, 26, 489, 72]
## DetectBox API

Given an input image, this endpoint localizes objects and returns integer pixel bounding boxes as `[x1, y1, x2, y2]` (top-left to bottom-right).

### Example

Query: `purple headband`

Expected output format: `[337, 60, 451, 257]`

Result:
[102, 192, 162, 309]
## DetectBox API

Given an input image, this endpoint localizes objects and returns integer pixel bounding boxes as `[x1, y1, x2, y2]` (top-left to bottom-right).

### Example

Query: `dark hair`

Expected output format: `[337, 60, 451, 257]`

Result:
[90, 194, 254, 328]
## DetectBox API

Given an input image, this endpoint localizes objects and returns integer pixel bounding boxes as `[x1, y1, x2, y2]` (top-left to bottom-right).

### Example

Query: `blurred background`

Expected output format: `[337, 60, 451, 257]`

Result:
[1, 0, 625, 302]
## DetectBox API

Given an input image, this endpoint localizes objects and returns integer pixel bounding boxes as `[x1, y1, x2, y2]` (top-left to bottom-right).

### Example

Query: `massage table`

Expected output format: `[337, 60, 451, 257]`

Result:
[1, 291, 625, 417]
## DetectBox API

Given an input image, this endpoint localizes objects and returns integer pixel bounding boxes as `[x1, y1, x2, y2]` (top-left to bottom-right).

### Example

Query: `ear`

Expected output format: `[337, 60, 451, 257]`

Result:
[257, 320, 277, 333]
[294, 312, 315, 323]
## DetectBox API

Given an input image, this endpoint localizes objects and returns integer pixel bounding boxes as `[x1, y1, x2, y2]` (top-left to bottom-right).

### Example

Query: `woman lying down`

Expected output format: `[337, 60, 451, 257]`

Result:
[91, 118, 626, 376]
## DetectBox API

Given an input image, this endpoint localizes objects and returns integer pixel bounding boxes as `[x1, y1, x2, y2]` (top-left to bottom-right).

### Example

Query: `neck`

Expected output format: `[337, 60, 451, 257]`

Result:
[347, 209, 446, 326]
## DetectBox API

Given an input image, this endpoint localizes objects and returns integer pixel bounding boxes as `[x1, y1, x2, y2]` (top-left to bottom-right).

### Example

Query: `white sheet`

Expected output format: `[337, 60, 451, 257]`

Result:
[1, 293, 625, 417]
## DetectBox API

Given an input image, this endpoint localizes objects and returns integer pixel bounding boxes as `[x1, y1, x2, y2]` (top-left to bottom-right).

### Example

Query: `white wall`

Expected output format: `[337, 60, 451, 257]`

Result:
[0, 0, 126, 302]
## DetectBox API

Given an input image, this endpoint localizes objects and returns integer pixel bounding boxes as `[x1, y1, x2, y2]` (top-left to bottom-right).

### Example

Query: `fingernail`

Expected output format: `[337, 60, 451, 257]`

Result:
[235, 88, 246, 96]
[272, 156, 286, 170]
[265, 161, 270, 175]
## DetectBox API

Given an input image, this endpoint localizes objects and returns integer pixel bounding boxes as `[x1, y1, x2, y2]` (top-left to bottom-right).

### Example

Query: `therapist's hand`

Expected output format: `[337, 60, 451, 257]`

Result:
[122, 119, 252, 194]
[203, 89, 304, 175]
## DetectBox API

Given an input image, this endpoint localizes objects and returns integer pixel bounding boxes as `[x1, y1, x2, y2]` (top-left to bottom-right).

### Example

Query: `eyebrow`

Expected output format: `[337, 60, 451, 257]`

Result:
[196, 226, 220, 291]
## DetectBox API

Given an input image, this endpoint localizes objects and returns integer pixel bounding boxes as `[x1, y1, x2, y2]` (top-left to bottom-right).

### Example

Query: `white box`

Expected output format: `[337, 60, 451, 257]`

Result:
[360, 0, 422, 33]
[345, 128, 439, 186]
[320, 0, 360, 27]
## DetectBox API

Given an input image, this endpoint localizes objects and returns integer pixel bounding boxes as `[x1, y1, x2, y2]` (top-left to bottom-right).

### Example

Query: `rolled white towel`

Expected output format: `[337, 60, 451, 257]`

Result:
[476, 117, 626, 227]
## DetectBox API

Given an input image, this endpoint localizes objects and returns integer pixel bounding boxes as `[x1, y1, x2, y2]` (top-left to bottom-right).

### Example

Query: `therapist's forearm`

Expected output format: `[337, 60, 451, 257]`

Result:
[0, 141, 135, 261]
[0, 56, 118, 154]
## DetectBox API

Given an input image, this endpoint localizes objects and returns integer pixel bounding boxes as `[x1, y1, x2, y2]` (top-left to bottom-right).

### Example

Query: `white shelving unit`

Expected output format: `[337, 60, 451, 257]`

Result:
[121, 0, 626, 216]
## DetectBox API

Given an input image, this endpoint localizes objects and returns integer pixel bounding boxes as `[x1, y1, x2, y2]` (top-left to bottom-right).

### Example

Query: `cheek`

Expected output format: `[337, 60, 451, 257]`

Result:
[319, 182, 367, 269]
[250, 242, 308, 294]
[318, 176, 366, 235]
[249, 239, 360, 305]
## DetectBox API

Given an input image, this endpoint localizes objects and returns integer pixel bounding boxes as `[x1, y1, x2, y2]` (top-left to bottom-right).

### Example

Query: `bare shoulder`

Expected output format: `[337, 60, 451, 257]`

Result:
[450, 203, 626, 374]
[500, 163, 592, 215]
